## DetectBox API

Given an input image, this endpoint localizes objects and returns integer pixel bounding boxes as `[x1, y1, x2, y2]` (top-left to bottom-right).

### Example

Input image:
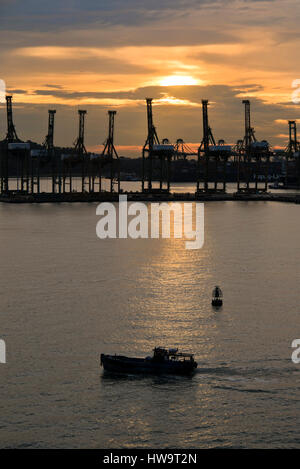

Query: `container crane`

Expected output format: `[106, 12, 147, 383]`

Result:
[197, 100, 230, 193]
[237, 100, 270, 193]
[285, 120, 300, 187]
[101, 110, 120, 193]
[1, 95, 31, 193]
[142, 98, 173, 193]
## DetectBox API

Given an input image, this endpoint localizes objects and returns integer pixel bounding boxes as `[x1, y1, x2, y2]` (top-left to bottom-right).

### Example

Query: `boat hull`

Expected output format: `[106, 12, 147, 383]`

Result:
[101, 354, 197, 375]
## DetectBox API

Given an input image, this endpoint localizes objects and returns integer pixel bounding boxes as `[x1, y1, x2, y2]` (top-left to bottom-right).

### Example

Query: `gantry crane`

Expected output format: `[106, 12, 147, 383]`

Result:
[237, 100, 270, 193]
[74, 110, 88, 192]
[285, 120, 300, 187]
[197, 100, 230, 193]
[61, 110, 88, 193]
[101, 110, 120, 193]
[1, 95, 31, 194]
[142, 98, 173, 193]
[42, 110, 61, 193]
[5, 95, 20, 143]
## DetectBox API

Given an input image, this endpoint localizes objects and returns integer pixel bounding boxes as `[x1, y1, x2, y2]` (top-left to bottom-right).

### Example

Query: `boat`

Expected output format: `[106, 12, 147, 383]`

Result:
[212, 285, 223, 307]
[100, 347, 197, 375]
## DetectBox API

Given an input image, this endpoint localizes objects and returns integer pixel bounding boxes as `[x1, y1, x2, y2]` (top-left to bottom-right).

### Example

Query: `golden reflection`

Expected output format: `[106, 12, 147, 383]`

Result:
[127, 203, 214, 350]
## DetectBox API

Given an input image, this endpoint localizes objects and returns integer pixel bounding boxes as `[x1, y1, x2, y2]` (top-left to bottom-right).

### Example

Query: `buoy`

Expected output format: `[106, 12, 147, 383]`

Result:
[212, 285, 223, 307]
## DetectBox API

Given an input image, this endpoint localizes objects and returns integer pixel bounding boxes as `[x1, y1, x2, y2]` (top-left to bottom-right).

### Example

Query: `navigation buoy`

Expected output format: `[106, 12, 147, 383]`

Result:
[212, 285, 223, 307]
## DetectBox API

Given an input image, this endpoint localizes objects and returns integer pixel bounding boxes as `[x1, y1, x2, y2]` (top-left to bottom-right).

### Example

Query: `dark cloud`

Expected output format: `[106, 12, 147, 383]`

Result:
[0, 0, 275, 32]
[6, 89, 28, 94]
[0, 0, 216, 31]
[233, 84, 264, 91]
[1, 53, 157, 76]
[0, 27, 237, 51]
[32, 84, 239, 102]
[29, 84, 275, 117]
[43, 84, 64, 89]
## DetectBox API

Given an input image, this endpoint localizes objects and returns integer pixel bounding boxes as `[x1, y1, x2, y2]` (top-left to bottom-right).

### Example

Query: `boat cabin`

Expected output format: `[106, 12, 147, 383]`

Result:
[152, 347, 195, 363]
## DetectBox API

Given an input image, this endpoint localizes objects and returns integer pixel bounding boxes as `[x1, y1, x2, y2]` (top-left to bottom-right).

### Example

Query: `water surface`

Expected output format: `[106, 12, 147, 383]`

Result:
[0, 201, 299, 448]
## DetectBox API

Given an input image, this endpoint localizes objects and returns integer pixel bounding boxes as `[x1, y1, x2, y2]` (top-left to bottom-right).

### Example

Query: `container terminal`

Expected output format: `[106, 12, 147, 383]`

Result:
[0, 96, 299, 204]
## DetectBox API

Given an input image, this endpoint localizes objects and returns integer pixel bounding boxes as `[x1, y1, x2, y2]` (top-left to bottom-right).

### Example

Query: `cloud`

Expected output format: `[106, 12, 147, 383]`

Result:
[4, 49, 157, 76]
[6, 89, 28, 94]
[0, 0, 277, 32]
[0, 1, 217, 31]
[43, 84, 64, 89]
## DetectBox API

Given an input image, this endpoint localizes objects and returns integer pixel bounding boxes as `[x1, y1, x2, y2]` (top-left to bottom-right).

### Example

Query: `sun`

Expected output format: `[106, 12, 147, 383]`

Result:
[159, 75, 199, 86]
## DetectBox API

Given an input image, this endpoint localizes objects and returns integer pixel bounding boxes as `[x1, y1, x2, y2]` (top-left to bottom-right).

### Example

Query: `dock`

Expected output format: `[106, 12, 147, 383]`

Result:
[0, 191, 299, 204]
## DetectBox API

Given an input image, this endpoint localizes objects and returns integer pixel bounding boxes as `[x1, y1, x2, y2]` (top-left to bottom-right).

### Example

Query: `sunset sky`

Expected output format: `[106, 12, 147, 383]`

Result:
[1, 0, 300, 155]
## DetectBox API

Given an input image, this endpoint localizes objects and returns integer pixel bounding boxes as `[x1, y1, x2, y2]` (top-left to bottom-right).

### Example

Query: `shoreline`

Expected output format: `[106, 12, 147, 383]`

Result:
[0, 191, 299, 204]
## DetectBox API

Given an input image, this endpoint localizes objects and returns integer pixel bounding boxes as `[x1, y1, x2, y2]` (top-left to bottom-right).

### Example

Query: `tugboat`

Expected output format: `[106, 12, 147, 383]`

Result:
[100, 347, 197, 375]
[212, 285, 223, 307]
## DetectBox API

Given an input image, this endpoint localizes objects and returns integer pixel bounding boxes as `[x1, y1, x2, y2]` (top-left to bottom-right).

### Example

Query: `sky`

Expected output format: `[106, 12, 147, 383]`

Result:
[0, 0, 300, 155]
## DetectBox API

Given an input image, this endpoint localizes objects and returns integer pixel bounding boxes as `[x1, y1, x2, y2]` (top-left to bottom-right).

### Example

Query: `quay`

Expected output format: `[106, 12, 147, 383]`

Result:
[0, 191, 299, 204]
